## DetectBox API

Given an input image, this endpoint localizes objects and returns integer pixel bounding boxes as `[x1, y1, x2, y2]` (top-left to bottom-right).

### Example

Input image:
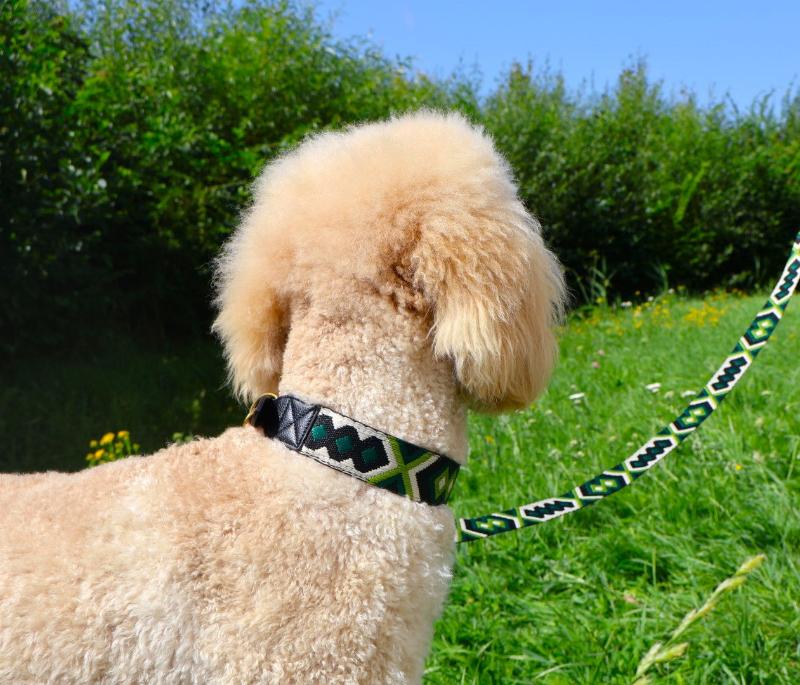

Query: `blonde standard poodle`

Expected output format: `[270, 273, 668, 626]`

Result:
[0, 111, 565, 684]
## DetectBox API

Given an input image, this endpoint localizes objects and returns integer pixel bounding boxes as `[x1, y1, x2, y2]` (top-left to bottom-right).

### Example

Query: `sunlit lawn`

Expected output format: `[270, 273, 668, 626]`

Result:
[432, 291, 800, 684]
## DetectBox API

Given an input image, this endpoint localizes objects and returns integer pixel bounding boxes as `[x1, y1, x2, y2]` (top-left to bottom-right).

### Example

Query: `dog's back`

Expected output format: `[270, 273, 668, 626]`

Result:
[0, 428, 455, 684]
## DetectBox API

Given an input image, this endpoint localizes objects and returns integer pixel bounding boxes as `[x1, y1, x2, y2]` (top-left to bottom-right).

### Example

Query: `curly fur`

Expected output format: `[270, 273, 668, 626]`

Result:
[0, 111, 565, 684]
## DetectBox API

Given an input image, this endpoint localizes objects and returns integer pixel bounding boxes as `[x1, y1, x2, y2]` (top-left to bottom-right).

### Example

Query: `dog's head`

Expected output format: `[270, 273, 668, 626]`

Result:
[214, 111, 565, 412]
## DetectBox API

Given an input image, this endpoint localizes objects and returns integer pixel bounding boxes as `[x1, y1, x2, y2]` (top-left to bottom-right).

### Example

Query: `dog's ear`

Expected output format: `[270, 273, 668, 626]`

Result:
[212, 204, 292, 403]
[411, 200, 565, 412]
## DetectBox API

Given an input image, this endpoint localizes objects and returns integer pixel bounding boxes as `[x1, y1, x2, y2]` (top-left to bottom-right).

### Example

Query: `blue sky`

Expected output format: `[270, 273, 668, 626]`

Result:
[312, 1, 799, 109]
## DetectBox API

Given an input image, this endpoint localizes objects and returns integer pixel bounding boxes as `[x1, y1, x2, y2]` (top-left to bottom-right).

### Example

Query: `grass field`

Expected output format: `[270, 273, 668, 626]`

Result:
[434, 291, 800, 684]
[2, 290, 798, 683]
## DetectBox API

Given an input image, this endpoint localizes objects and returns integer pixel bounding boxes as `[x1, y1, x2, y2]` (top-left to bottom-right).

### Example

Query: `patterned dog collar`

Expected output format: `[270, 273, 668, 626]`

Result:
[245, 394, 460, 506]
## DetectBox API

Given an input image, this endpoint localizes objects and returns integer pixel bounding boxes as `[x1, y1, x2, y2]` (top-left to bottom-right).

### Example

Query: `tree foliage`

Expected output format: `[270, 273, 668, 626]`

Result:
[2, 0, 798, 353]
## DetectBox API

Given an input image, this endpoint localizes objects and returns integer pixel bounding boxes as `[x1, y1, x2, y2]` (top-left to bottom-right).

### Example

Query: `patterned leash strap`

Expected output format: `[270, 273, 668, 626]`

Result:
[457, 232, 800, 543]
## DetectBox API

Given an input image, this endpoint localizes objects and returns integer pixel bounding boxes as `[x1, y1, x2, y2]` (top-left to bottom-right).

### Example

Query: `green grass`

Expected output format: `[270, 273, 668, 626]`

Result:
[1, 291, 798, 682]
[433, 292, 800, 684]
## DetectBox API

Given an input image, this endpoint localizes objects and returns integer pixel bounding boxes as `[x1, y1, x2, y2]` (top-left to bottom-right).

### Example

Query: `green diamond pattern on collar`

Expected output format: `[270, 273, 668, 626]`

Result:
[250, 394, 460, 507]
[335, 435, 353, 454]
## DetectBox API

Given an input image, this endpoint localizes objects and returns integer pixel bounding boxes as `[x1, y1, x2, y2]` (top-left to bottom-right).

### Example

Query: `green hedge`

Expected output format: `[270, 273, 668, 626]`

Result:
[2, 0, 799, 354]
[484, 63, 800, 297]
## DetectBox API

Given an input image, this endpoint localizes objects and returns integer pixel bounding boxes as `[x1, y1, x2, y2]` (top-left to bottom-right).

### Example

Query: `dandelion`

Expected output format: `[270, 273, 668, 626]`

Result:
[645, 382, 661, 393]
[734, 463, 743, 471]
[85, 430, 139, 467]
[684, 302, 725, 327]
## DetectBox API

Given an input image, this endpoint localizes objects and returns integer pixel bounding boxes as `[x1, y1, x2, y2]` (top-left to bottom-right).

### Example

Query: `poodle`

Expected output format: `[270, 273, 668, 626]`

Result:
[0, 111, 565, 684]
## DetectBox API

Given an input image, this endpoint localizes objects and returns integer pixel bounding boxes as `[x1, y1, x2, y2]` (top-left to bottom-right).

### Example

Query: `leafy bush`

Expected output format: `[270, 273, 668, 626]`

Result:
[1, 1, 95, 349]
[483, 61, 800, 297]
[1, 0, 475, 353]
[2, 0, 798, 355]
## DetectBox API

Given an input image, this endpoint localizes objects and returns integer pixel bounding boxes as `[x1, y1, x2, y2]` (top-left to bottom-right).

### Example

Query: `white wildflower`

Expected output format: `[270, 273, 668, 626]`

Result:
[645, 382, 661, 393]
[681, 390, 696, 398]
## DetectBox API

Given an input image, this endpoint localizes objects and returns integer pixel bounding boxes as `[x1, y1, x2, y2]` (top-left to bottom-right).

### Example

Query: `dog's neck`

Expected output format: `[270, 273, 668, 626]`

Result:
[276, 294, 470, 464]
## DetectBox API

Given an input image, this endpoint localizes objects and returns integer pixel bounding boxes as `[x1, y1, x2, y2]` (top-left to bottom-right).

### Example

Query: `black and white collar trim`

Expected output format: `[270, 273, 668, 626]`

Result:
[246, 394, 459, 506]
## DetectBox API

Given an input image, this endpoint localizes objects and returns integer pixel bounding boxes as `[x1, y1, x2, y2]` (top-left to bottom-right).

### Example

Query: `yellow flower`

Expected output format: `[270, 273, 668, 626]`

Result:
[94, 448, 105, 458]
[100, 432, 115, 445]
[117, 430, 129, 439]
[89, 439, 98, 448]
[684, 302, 725, 327]
[485, 435, 495, 444]
[734, 463, 743, 471]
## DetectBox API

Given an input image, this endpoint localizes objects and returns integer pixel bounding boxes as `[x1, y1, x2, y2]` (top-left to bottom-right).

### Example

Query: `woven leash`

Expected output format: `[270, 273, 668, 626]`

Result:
[456, 232, 800, 543]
